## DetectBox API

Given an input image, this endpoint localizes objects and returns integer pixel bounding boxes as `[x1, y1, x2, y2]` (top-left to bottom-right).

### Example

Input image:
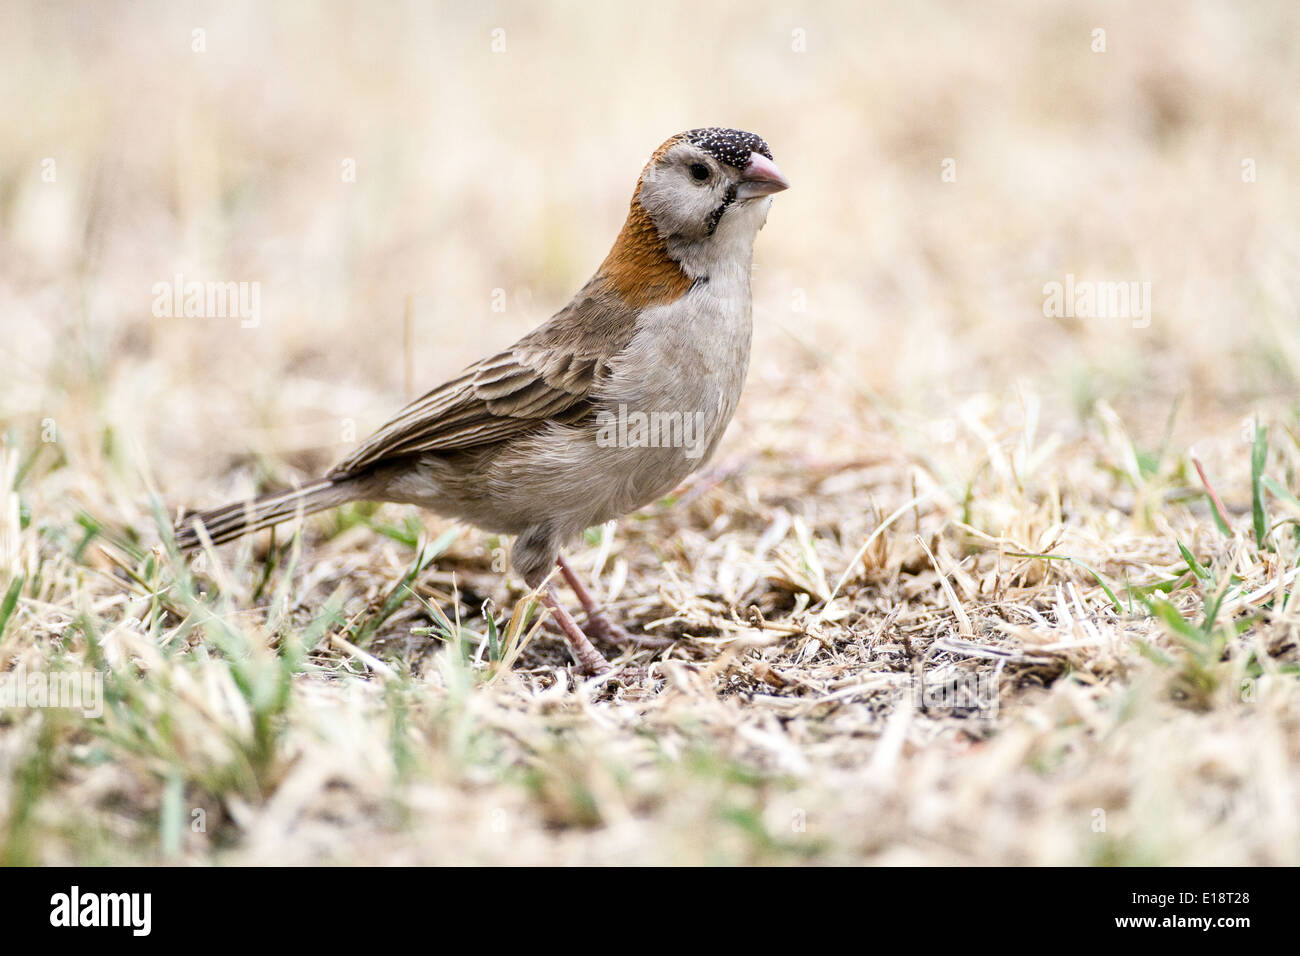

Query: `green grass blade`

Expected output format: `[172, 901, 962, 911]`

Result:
[1251, 424, 1269, 549]
[351, 528, 458, 647]
[0, 575, 23, 641]
[1176, 541, 1209, 580]
[1008, 552, 1123, 614]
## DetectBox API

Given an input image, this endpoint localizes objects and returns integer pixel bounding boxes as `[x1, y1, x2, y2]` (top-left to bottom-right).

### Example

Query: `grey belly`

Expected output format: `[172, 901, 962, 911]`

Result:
[373, 408, 724, 540]
[373, 292, 750, 542]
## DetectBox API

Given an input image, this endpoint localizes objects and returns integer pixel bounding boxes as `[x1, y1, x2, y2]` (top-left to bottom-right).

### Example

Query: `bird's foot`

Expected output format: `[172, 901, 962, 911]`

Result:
[579, 657, 613, 677]
[550, 554, 672, 659]
[585, 611, 674, 650]
[532, 585, 613, 675]
[561, 622, 615, 677]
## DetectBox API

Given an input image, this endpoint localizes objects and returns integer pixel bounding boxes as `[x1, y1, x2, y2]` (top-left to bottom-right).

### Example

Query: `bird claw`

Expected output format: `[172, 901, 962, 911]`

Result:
[581, 661, 656, 687]
[585, 612, 674, 650]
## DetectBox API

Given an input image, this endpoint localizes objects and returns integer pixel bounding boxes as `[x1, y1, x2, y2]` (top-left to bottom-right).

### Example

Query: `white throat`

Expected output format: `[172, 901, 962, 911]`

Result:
[666, 197, 772, 283]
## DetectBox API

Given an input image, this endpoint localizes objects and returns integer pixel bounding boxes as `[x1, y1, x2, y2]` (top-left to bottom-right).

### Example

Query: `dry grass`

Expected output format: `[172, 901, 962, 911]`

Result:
[1, 0, 1299, 865]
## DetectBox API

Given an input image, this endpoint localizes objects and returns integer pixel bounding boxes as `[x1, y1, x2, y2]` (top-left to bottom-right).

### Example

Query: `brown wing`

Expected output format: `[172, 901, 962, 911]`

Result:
[328, 277, 638, 477]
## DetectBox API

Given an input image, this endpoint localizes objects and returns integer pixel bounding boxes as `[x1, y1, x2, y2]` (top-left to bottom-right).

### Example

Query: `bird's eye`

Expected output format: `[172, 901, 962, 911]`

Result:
[689, 162, 710, 182]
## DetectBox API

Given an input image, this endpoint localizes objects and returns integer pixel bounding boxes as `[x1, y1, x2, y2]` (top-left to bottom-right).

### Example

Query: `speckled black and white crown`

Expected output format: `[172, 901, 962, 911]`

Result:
[682, 127, 773, 167]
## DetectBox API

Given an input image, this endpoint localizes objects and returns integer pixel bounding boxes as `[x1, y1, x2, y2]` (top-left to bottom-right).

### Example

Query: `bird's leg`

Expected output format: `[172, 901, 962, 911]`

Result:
[532, 583, 612, 676]
[556, 554, 674, 649]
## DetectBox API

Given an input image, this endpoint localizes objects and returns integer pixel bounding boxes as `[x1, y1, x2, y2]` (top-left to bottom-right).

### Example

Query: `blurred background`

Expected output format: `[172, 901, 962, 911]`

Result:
[2, 0, 1296, 516]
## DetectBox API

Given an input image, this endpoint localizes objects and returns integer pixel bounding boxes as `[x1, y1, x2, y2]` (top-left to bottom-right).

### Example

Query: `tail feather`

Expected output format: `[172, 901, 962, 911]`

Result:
[174, 479, 350, 551]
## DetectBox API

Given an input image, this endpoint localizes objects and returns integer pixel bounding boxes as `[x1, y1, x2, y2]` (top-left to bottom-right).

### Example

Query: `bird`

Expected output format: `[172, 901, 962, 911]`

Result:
[175, 127, 788, 675]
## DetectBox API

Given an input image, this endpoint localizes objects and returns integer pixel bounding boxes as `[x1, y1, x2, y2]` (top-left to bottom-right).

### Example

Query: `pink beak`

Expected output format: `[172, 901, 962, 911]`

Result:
[735, 151, 790, 200]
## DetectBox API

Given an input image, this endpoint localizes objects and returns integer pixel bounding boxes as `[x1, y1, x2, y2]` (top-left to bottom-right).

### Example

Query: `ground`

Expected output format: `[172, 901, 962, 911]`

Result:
[1, 1, 1298, 865]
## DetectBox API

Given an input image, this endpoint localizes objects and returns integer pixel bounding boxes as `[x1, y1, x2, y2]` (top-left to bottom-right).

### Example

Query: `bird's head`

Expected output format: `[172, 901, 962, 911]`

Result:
[637, 127, 788, 243]
[599, 128, 787, 308]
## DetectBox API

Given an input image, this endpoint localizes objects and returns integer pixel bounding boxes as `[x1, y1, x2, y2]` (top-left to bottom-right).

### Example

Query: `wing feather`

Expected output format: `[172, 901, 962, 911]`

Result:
[328, 277, 637, 477]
